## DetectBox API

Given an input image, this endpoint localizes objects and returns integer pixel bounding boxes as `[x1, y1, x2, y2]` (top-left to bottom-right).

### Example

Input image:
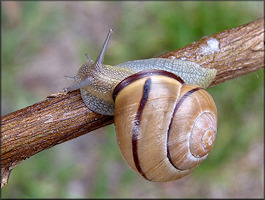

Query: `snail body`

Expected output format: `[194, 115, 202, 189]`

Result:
[64, 29, 218, 182]
[64, 29, 217, 116]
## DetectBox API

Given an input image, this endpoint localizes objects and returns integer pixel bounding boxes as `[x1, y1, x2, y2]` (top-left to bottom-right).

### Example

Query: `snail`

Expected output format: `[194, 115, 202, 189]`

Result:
[64, 29, 218, 182]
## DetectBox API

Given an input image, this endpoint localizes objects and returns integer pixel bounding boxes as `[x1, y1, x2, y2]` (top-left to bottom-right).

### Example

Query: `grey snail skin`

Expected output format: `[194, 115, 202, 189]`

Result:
[64, 29, 218, 182]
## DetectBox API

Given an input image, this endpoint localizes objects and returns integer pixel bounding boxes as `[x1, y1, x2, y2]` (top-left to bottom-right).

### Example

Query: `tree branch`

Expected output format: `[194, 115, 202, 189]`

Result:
[1, 18, 264, 188]
[159, 18, 264, 87]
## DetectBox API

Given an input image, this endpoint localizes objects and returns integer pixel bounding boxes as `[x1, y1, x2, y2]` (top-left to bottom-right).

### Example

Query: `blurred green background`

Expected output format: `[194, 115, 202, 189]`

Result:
[1, 1, 263, 198]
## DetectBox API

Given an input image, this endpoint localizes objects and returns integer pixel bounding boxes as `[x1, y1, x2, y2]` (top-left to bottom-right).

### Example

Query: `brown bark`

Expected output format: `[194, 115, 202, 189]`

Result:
[1, 18, 264, 188]
[159, 18, 264, 87]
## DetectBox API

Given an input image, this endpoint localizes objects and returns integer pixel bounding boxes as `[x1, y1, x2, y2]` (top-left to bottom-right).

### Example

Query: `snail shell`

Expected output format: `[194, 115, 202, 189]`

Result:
[113, 70, 217, 182]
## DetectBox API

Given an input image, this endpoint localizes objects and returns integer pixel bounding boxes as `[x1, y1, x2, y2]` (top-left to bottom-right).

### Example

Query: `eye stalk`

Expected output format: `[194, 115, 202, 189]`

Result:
[93, 29, 114, 72]
[63, 29, 114, 94]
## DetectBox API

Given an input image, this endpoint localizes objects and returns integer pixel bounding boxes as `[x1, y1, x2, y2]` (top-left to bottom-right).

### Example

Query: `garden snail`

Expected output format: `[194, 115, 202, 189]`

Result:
[64, 29, 218, 182]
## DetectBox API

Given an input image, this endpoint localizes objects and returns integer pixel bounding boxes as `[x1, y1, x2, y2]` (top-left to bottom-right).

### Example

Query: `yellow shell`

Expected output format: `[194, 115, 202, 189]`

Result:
[113, 70, 218, 182]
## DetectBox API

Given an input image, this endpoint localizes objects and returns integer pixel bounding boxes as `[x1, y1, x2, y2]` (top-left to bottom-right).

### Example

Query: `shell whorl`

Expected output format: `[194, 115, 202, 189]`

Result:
[113, 70, 217, 182]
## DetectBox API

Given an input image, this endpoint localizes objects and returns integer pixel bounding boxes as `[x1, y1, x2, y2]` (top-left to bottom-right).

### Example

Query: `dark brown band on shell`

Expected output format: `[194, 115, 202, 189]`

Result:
[132, 78, 152, 180]
[112, 69, 185, 101]
[166, 87, 203, 170]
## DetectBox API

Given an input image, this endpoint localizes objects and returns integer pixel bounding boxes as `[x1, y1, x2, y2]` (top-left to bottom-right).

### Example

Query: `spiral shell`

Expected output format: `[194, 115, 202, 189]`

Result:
[113, 70, 217, 182]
